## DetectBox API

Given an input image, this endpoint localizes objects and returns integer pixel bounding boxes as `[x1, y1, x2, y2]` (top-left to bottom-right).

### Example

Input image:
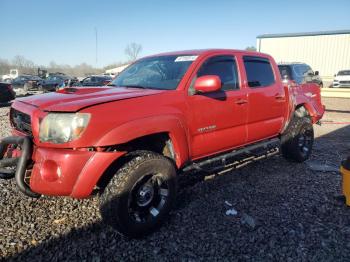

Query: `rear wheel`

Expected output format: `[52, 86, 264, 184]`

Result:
[99, 151, 177, 237]
[281, 117, 314, 162]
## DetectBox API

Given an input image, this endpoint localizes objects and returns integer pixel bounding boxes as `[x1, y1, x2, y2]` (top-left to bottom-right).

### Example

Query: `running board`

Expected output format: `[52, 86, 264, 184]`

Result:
[182, 138, 280, 174]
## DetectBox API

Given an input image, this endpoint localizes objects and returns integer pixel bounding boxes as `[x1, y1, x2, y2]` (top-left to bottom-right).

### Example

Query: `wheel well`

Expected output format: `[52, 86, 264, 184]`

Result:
[294, 105, 310, 118]
[96, 133, 176, 190]
[113, 132, 175, 159]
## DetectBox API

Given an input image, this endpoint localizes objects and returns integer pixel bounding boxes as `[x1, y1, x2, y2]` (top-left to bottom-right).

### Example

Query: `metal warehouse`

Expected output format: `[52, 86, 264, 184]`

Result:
[257, 30, 350, 84]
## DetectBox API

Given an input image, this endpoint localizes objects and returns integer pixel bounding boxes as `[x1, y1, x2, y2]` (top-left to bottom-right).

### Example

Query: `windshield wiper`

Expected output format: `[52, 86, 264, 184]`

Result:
[107, 84, 158, 89]
[123, 85, 151, 89]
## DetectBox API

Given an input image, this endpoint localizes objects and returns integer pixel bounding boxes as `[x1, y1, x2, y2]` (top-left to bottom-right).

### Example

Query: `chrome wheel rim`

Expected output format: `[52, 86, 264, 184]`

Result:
[129, 174, 169, 223]
[298, 127, 313, 156]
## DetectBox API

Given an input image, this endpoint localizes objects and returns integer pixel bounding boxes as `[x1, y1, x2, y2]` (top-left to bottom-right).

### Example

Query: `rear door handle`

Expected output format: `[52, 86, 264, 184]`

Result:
[275, 94, 285, 100]
[235, 99, 248, 105]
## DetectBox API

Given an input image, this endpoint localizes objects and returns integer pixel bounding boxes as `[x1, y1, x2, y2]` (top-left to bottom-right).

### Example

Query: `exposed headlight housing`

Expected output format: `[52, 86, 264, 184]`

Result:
[39, 113, 90, 144]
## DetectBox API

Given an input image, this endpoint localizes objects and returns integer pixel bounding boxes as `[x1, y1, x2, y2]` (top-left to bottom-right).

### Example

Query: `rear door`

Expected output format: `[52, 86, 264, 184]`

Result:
[243, 56, 286, 143]
[187, 54, 248, 158]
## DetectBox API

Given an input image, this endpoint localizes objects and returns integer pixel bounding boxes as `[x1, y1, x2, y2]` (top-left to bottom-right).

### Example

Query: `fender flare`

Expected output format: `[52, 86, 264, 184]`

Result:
[295, 102, 319, 123]
[94, 115, 190, 168]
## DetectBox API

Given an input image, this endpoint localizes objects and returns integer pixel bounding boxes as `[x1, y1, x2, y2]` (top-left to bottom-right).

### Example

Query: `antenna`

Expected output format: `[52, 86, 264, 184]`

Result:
[95, 27, 98, 66]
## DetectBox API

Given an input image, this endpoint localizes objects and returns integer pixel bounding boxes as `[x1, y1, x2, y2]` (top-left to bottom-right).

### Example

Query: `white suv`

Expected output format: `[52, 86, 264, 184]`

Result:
[333, 70, 350, 88]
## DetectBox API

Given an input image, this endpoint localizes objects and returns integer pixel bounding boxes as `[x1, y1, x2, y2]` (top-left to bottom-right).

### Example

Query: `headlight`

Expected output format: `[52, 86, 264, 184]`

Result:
[39, 113, 90, 144]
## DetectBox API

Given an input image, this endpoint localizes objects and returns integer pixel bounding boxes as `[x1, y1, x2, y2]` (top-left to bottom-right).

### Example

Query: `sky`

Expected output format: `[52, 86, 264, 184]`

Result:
[0, 0, 349, 67]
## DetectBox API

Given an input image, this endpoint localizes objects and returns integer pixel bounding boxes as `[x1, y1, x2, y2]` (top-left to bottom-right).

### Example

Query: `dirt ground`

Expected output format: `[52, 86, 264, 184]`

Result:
[0, 97, 350, 261]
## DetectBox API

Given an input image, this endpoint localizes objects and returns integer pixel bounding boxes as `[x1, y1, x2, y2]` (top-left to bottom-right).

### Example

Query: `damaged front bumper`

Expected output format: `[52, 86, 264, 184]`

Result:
[0, 135, 126, 198]
[0, 136, 40, 198]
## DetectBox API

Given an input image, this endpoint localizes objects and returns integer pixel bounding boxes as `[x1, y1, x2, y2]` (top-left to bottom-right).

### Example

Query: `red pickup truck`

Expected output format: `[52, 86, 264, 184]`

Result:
[0, 49, 324, 237]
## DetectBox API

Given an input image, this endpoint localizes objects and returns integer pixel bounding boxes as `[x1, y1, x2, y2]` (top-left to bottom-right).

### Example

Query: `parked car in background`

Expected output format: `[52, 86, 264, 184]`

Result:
[103, 72, 116, 79]
[333, 70, 350, 88]
[11, 75, 43, 95]
[0, 69, 19, 83]
[0, 82, 15, 103]
[278, 63, 323, 88]
[77, 75, 112, 86]
[39, 74, 72, 92]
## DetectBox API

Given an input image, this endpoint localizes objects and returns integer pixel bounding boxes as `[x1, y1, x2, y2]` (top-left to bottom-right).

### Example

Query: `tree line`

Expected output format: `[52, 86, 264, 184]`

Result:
[0, 43, 143, 78]
[0, 55, 103, 77]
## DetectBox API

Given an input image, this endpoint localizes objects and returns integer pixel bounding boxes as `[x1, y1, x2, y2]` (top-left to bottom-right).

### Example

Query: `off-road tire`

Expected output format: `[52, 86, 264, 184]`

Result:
[99, 151, 177, 238]
[281, 117, 314, 162]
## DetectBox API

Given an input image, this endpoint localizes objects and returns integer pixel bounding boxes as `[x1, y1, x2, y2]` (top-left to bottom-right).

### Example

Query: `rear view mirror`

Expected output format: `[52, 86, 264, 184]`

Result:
[194, 75, 221, 93]
[315, 71, 319, 76]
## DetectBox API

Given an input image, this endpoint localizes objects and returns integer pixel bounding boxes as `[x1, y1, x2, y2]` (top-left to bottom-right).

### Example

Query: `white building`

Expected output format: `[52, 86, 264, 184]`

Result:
[257, 30, 350, 83]
[105, 64, 130, 77]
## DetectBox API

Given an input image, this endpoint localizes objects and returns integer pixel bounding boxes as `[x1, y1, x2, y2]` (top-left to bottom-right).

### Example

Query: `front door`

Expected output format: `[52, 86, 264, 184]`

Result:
[186, 55, 248, 159]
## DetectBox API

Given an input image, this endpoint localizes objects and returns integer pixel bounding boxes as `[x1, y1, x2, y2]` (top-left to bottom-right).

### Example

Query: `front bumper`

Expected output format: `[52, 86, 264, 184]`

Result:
[0, 136, 40, 198]
[0, 136, 125, 198]
[333, 82, 350, 88]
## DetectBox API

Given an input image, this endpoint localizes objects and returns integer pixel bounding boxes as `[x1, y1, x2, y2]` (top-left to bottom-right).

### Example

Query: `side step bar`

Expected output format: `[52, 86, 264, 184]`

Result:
[0, 136, 40, 198]
[182, 138, 280, 174]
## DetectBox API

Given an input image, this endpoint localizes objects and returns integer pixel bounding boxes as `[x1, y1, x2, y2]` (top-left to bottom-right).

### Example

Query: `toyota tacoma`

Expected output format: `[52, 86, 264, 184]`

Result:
[0, 49, 324, 237]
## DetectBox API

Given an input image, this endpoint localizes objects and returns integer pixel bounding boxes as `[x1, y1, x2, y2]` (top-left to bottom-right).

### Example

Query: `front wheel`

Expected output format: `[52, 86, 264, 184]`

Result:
[99, 151, 177, 237]
[281, 117, 314, 162]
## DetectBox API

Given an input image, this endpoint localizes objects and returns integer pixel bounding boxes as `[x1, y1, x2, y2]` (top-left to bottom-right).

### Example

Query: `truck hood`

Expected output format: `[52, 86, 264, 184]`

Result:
[17, 86, 165, 112]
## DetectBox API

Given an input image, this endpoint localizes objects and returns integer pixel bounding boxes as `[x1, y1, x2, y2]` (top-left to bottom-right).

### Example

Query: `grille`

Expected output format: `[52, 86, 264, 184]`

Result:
[10, 108, 32, 135]
[339, 81, 350, 84]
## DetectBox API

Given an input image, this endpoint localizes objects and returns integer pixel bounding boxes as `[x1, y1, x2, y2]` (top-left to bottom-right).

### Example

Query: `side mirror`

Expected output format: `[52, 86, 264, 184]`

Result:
[315, 71, 319, 76]
[334, 74, 336, 77]
[194, 75, 221, 93]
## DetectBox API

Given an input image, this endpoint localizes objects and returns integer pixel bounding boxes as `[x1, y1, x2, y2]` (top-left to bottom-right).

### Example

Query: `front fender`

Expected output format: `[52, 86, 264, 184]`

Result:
[95, 115, 189, 168]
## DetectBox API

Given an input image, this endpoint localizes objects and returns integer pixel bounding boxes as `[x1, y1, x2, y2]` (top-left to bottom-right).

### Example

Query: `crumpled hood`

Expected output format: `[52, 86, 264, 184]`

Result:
[17, 86, 164, 112]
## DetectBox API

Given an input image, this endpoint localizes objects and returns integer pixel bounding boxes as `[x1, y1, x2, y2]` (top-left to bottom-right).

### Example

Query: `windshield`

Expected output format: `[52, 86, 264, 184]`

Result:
[293, 64, 311, 77]
[338, 70, 350, 76]
[110, 55, 197, 90]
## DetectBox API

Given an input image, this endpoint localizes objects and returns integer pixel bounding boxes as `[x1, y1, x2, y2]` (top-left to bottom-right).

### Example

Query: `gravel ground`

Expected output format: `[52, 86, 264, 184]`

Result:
[1, 98, 350, 261]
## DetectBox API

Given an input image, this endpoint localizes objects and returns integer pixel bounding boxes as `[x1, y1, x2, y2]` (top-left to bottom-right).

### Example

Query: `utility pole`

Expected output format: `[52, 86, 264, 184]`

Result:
[95, 27, 98, 66]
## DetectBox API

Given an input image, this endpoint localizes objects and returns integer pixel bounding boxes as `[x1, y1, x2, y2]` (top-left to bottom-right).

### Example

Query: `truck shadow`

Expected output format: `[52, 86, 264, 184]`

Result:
[5, 124, 350, 261]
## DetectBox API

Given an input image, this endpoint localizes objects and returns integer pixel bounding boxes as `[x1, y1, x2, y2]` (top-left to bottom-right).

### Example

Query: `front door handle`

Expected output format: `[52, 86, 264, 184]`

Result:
[235, 99, 248, 105]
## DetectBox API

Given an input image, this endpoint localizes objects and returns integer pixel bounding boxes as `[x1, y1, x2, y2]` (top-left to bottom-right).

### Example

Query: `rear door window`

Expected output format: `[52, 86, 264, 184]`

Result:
[243, 56, 275, 88]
